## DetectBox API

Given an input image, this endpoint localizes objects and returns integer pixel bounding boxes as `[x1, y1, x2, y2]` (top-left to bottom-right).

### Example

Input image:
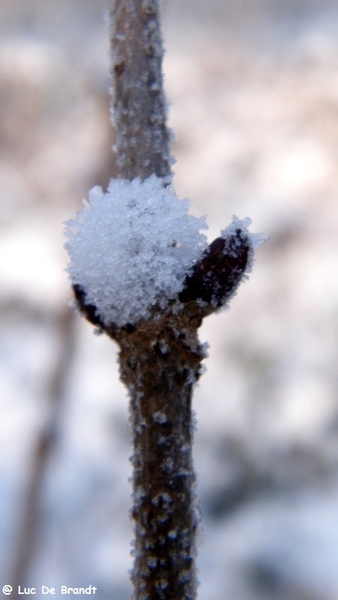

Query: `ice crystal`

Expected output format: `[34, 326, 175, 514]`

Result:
[147, 556, 158, 568]
[220, 215, 268, 262]
[152, 411, 168, 424]
[64, 175, 208, 327]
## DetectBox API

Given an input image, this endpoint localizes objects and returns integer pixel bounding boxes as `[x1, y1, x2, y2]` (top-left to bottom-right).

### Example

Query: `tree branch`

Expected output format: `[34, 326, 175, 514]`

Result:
[110, 0, 172, 180]
[115, 312, 202, 600]
[66, 3, 266, 599]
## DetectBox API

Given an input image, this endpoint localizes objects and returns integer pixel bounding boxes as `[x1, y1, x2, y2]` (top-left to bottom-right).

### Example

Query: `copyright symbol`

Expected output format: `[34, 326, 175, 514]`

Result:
[2, 586, 12, 595]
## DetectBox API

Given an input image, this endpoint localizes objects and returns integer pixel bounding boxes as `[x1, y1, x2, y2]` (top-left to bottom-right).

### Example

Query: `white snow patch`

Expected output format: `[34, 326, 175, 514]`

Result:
[152, 411, 168, 424]
[64, 175, 208, 327]
[221, 215, 268, 255]
[219, 215, 268, 304]
[168, 529, 178, 539]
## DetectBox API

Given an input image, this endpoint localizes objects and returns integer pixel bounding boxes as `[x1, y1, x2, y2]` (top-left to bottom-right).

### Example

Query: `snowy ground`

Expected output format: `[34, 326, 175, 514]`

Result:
[2, 1, 338, 599]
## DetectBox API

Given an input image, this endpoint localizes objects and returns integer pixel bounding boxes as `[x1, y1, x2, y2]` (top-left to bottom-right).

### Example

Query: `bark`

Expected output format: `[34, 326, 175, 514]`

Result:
[109, 2, 200, 597]
[110, 0, 172, 180]
[113, 312, 203, 600]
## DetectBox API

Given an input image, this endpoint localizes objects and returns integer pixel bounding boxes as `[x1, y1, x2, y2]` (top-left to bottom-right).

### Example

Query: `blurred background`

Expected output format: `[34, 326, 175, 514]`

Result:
[1, 0, 338, 598]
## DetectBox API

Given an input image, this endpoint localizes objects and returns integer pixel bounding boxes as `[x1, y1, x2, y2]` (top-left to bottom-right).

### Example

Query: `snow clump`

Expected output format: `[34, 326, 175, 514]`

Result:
[221, 215, 268, 278]
[64, 175, 208, 327]
[221, 216, 268, 253]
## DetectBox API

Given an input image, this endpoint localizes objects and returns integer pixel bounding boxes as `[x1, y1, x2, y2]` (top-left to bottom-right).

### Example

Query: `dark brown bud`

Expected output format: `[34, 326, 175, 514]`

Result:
[72, 284, 105, 329]
[179, 228, 250, 307]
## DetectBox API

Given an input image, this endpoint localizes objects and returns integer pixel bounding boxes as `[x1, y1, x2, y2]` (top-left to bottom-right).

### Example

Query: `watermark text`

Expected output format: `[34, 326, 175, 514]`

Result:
[2, 585, 98, 596]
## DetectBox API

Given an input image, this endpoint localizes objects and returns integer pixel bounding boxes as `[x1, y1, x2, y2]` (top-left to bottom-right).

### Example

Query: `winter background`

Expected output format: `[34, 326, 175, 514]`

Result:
[1, 0, 338, 598]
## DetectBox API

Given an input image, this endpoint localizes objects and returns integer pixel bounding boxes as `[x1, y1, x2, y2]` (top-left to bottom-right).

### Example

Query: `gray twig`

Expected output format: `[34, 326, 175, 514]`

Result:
[71, 3, 260, 599]
[110, 0, 172, 180]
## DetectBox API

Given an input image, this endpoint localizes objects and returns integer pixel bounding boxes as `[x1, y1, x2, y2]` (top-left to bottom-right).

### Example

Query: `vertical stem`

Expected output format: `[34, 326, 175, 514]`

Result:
[110, 0, 172, 180]
[115, 316, 202, 600]
[109, 2, 201, 597]
[130, 381, 197, 600]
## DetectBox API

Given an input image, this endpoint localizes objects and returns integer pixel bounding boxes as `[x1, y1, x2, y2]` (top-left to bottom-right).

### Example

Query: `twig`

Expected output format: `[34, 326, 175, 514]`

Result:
[110, 0, 172, 180]
[67, 2, 266, 598]
[9, 307, 77, 595]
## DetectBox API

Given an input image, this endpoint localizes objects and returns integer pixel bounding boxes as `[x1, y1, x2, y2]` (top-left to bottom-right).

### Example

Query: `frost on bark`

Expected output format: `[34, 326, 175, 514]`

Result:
[114, 312, 202, 600]
[65, 1, 266, 599]
[110, 0, 172, 180]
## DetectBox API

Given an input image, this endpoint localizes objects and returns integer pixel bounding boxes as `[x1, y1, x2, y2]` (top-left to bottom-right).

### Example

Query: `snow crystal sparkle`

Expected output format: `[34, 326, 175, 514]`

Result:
[64, 175, 208, 327]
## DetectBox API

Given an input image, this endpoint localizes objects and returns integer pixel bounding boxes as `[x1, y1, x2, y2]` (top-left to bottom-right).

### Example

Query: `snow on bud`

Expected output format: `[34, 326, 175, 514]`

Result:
[64, 175, 208, 327]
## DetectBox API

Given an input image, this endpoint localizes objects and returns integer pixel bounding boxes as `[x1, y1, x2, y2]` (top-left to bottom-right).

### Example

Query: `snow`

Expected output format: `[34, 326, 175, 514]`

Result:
[152, 411, 168, 424]
[221, 216, 268, 254]
[168, 529, 178, 539]
[146, 556, 157, 568]
[65, 184, 266, 328]
[151, 492, 171, 507]
[64, 175, 208, 327]
[220, 216, 268, 293]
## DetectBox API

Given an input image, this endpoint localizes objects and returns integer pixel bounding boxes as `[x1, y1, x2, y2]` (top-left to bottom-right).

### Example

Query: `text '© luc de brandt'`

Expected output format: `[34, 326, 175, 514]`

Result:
[15, 585, 97, 595]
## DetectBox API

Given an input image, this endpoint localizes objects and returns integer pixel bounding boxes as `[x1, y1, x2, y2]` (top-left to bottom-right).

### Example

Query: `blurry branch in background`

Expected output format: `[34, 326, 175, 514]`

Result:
[9, 307, 77, 593]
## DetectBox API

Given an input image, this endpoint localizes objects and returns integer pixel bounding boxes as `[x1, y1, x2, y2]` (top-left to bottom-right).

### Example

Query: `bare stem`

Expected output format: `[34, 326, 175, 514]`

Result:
[112, 312, 203, 600]
[108, 3, 202, 597]
[110, 0, 172, 180]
